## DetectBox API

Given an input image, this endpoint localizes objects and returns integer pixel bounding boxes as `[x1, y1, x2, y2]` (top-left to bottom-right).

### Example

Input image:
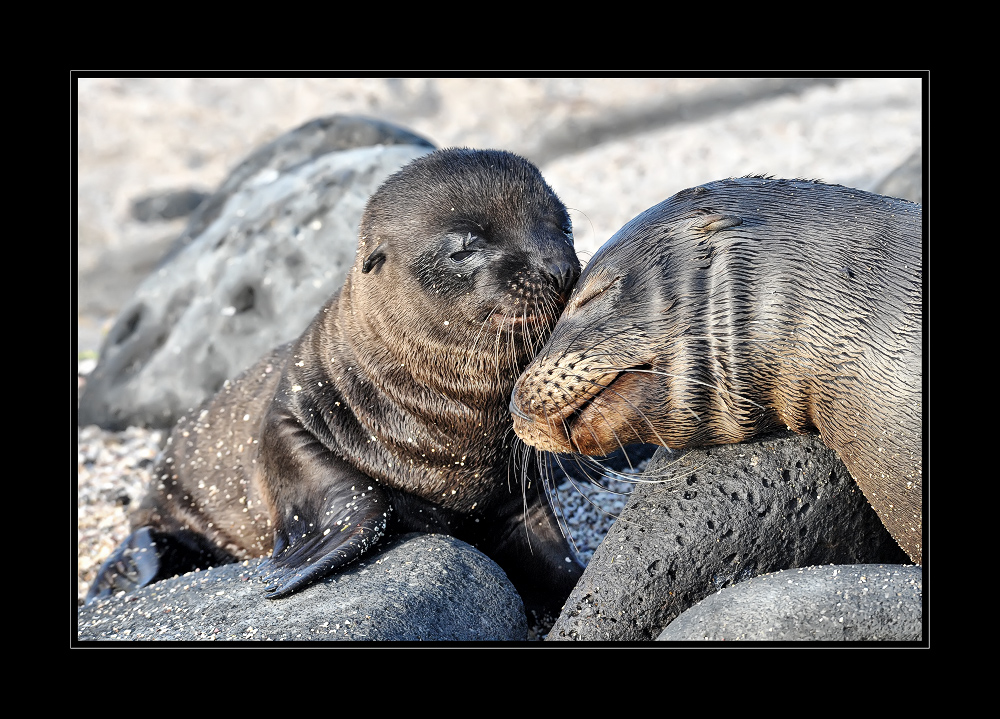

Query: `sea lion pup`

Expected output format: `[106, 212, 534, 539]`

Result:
[87, 148, 584, 620]
[510, 177, 923, 564]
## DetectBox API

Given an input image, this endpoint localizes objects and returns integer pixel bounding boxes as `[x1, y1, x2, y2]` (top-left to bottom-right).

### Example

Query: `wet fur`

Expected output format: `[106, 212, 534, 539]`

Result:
[88, 149, 585, 620]
[511, 177, 923, 563]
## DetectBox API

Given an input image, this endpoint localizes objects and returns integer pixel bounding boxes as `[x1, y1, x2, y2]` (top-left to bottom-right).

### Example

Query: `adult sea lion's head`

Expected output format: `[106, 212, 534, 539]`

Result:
[509, 201, 740, 455]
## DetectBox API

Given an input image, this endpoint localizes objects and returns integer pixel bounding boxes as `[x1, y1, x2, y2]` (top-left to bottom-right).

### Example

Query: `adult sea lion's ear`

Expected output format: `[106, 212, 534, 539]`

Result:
[362, 243, 388, 274]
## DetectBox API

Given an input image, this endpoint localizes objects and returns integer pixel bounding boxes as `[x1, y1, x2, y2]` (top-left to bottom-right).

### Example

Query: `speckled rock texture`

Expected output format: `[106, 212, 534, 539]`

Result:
[78, 533, 527, 641]
[547, 432, 912, 642]
[657, 564, 922, 641]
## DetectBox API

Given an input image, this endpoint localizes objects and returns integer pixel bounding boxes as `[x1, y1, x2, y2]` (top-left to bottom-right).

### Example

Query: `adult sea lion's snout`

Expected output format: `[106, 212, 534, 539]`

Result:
[510, 358, 652, 455]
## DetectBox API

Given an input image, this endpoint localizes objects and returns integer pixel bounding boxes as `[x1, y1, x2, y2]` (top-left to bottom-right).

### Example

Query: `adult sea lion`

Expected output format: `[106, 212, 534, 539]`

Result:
[87, 148, 585, 620]
[510, 177, 923, 563]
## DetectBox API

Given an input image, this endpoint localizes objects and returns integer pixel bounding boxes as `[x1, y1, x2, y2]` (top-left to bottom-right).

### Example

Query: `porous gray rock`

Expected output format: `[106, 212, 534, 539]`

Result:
[547, 431, 912, 642]
[77, 533, 527, 641]
[78, 116, 434, 430]
[657, 564, 923, 641]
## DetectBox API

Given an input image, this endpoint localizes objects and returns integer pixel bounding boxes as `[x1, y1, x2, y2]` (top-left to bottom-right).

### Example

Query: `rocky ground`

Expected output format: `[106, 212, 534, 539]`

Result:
[76, 76, 924, 614]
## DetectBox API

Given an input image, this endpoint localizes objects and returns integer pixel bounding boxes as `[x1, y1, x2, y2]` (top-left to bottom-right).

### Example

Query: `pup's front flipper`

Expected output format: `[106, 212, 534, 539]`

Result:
[253, 436, 392, 599]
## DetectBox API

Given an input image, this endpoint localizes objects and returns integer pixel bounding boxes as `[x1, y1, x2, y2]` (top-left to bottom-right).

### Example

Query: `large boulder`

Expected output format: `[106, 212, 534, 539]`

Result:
[77, 533, 527, 641]
[78, 116, 434, 430]
[547, 431, 913, 641]
[657, 563, 922, 641]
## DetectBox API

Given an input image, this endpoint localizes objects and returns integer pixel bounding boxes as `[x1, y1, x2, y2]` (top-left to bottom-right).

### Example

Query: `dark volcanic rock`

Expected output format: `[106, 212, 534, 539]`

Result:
[547, 431, 912, 642]
[77, 533, 527, 642]
[78, 116, 434, 430]
[658, 564, 923, 641]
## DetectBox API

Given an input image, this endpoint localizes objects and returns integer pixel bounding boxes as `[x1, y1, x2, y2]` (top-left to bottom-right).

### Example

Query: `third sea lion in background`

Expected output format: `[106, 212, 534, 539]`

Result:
[511, 177, 923, 563]
[88, 148, 585, 621]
